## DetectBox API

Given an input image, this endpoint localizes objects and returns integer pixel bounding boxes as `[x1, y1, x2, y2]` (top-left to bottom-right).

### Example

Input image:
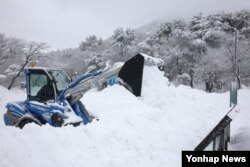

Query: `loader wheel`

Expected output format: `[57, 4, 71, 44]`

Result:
[18, 119, 36, 129]
[51, 113, 64, 127]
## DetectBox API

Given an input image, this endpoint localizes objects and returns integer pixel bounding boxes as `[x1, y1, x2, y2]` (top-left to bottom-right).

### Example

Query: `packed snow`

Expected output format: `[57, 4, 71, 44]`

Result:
[0, 66, 250, 167]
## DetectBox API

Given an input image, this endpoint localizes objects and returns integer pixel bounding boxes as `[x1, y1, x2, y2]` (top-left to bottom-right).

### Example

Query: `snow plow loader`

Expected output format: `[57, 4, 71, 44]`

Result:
[3, 54, 164, 128]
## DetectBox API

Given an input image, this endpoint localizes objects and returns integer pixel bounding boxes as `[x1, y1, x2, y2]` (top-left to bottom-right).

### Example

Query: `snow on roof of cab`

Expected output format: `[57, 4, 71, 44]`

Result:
[24, 67, 63, 71]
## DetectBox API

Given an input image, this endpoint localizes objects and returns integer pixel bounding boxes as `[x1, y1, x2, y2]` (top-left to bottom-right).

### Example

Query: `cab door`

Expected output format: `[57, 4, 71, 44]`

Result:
[26, 69, 56, 103]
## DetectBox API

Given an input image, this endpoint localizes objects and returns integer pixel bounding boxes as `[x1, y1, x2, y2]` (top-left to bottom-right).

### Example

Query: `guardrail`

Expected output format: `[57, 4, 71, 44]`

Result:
[194, 106, 238, 151]
[194, 115, 232, 151]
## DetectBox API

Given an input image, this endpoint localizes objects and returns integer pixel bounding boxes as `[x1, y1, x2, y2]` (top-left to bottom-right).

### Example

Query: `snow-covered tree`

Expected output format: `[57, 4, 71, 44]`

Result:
[85, 54, 106, 73]
[7, 41, 48, 89]
[203, 30, 225, 48]
[4, 64, 21, 77]
[0, 34, 25, 64]
[111, 28, 136, 61]
[0, 33, 8, 61]
[175, 73, 191, 86]
[79, 35, 102, 51]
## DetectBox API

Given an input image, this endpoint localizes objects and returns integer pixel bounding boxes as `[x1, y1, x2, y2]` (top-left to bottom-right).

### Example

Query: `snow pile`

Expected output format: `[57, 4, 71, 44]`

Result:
[229, 90, 250, 150]
[0, 66, 250, 167]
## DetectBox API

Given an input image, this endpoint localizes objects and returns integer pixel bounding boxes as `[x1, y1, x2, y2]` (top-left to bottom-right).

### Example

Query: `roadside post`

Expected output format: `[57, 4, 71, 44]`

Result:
[230, 81, 238, 107]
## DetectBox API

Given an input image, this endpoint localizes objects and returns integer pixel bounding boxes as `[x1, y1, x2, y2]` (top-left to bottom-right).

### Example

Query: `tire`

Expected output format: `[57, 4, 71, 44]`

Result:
[18, 119, 36, 129]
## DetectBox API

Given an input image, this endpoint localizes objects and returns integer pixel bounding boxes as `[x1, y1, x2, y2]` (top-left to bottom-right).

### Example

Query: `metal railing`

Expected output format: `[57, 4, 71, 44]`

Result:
[194, 105, 238, 151]
[194, 115, 232, 151]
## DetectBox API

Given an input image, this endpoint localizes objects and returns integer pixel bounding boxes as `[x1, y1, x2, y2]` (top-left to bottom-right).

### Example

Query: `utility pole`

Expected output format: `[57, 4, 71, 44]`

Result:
[229, 29, 238, 108]
[234, 30, 241, 89]
[234, 30, 237, 81]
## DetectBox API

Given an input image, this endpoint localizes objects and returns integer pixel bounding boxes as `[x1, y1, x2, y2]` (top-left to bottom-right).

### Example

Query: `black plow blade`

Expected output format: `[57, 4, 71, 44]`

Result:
[118, 54, 144, 97]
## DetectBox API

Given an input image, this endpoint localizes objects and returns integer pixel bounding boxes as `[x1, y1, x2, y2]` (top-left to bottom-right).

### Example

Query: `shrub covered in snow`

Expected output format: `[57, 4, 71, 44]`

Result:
[4, 64, 21, 77]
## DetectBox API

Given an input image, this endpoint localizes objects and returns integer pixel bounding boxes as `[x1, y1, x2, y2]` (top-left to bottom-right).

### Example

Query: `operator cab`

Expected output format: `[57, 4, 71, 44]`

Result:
[25, 68, 70, 103]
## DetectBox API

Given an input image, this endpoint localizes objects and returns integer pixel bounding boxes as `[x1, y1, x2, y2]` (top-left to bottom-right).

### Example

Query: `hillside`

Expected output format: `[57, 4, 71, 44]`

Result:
[1, 10, 250, 91]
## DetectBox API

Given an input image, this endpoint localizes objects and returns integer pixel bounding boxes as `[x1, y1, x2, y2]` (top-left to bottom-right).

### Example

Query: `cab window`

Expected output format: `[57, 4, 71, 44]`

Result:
[49, 70, 70, 93]
[29, 70, 55, 102]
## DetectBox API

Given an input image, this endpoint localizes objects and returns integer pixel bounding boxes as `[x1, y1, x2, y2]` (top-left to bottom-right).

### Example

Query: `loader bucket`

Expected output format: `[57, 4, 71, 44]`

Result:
[118, 54, 144, 97]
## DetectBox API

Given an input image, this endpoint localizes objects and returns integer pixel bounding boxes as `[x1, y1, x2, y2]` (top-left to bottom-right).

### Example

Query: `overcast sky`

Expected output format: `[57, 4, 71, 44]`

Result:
[0, 0, 249, 50]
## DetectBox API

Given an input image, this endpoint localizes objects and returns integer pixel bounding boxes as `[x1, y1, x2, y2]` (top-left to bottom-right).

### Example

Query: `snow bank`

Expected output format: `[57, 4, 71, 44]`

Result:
[229, 90, 250, 150]
[0, 66, 250, 167]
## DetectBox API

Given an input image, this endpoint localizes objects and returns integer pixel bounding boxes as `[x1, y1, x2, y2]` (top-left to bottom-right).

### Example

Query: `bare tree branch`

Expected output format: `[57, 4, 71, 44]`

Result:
[8, 42, 49, 90]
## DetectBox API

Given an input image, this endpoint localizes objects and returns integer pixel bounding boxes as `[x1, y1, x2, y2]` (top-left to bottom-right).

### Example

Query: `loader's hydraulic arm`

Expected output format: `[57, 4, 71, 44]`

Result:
[58, 70, 103, 101]
[58, 54, 146, 101]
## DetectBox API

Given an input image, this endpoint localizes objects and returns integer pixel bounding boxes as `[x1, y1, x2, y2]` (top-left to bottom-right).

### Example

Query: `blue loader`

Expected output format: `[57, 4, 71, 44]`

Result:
[3, 54, 146, 128]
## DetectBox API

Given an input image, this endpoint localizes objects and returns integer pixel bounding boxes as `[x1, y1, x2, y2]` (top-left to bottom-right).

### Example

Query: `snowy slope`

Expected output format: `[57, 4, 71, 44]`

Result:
[0, 66, 250, 167]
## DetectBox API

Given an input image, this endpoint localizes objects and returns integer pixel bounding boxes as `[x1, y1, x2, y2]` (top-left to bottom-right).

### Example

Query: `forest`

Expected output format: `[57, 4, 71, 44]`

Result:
[0, 10, 250, 92]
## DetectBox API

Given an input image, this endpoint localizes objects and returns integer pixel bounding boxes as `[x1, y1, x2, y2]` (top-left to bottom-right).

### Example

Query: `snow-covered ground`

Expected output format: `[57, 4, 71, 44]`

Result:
[0, 66, 249, 167]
